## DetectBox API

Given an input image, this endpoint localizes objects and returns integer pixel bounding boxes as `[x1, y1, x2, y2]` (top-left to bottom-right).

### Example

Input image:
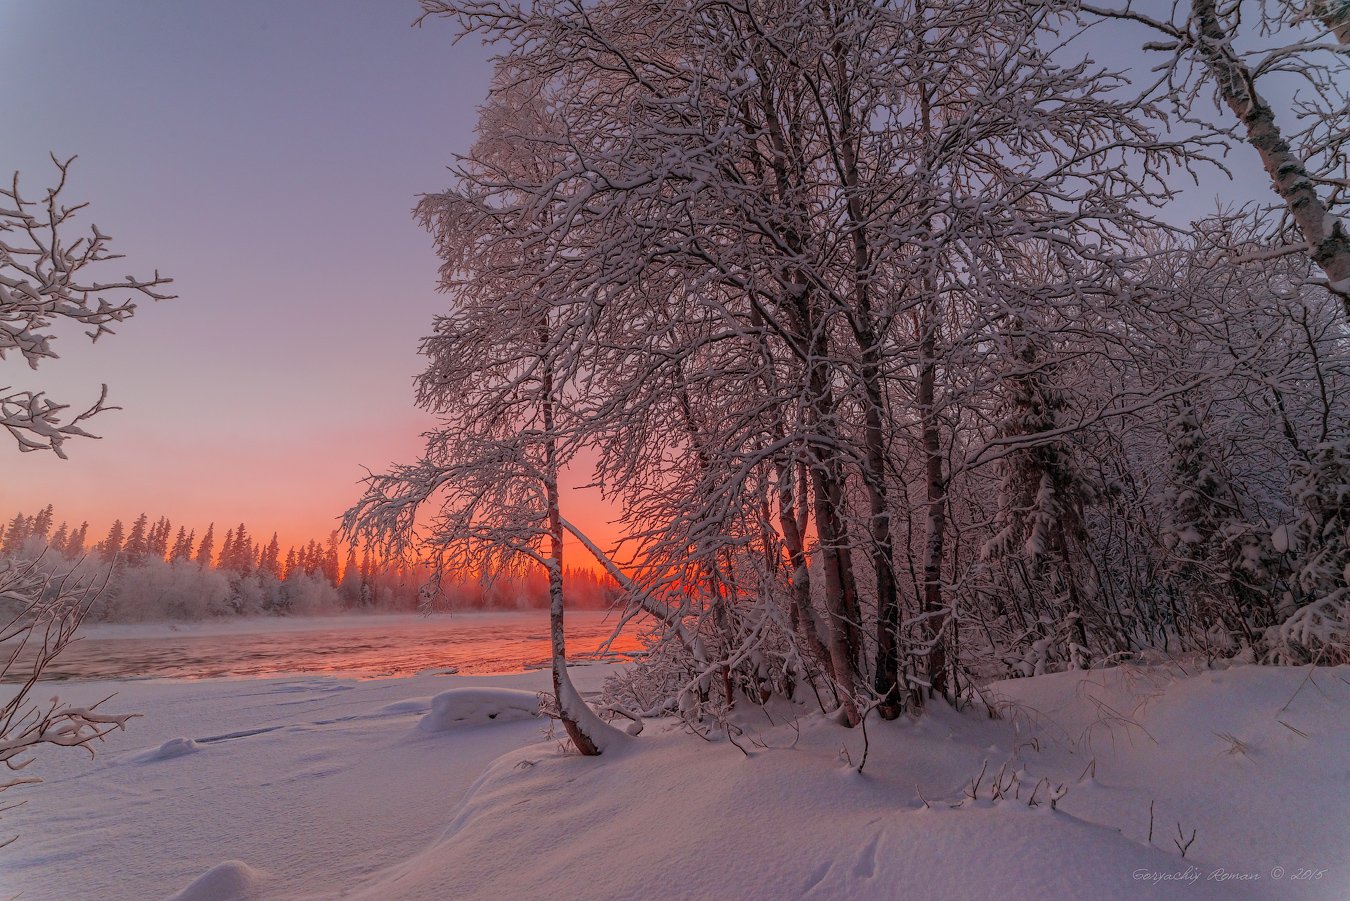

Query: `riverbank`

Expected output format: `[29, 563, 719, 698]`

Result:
[2, 666, 590, 899]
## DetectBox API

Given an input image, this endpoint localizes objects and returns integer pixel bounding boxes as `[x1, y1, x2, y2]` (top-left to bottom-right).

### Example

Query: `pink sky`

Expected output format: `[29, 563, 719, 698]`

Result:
[0, 2, 621, 562]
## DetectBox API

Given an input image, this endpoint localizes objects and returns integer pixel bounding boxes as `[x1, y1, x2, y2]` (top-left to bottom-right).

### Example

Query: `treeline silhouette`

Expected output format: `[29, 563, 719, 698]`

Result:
[0, 505, 618, 621]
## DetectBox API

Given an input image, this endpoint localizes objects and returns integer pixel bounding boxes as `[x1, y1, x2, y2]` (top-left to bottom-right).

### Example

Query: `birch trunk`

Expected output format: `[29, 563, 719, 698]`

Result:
[917, 301, 949, 702]
[542, 351, 606, 755]
[1192, 0, 1350, 309]
[775, 457, 837, 685]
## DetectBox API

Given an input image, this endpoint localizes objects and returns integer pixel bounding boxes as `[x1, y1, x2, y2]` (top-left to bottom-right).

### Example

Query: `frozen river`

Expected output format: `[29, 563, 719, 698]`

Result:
[30, 610, 643, 681]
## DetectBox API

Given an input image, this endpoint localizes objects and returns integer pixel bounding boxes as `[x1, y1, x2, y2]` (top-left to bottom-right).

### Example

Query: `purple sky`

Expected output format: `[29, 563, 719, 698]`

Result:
[1, 2, 1271, 556]
[1, 1, 507, 551]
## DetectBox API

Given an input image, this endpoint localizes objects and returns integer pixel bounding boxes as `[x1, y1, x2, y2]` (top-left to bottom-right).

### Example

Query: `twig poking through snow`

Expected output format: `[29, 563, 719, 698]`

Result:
[1174, 823, 1198, 858]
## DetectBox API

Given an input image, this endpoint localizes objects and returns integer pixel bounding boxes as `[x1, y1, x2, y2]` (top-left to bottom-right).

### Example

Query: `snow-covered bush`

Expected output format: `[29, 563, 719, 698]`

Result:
[101, 558, 234, 621]
[1266, 440, 1350, 663]
[0, 556, 133, 843]
[278, 571, 343, 617]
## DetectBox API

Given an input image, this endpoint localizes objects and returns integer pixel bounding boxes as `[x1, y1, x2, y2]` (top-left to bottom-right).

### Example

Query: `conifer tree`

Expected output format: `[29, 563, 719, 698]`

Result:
[1161, 402, 1275, 651]
[69, 522, 89, 557]
[170, 526, 193, 562]
[258, 533, 281, 577]
[123, 513, 150, 565]
[322, 534, 340, 585]
[983, 331, 1094, 671]
[195, 524, 216, 568]
[231, 524, 252, 575]
[100, 520, 125, 563]
[339, 546, 361, 606]
[1274, 439, 1350, 662]
[49, 521, 69, 554]
[31, 505, 54, 542]
[303, 541, 322, 575]
[149, 517, 172, 560]
[1, 514, 28, 554]
[219, 528, 236, 571]
[360, 549, 374, 585]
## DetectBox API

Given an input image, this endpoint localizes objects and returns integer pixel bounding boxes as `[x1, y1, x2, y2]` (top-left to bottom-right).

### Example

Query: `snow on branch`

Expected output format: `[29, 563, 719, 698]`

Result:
[0, 554, 135, 844]
[0, 155, 174, 456]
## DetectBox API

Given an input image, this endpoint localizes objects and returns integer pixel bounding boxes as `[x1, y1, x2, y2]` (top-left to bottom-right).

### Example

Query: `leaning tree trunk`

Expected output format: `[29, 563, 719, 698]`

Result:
[544, 539, 601, 756]
[542, 349, 606, 756]
[1191, 0, 1350, 311]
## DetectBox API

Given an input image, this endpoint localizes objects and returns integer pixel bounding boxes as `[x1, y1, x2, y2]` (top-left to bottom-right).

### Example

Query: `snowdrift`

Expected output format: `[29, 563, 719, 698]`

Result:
[416, 687, 542, 732]
[352, 714, 1226, 900]
[170, 860, 269, 901]
[349, 663, 1348, 900]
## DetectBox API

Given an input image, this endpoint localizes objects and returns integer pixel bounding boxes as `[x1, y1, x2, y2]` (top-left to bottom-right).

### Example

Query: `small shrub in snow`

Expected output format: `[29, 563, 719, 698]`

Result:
[0, 556, 133, 844]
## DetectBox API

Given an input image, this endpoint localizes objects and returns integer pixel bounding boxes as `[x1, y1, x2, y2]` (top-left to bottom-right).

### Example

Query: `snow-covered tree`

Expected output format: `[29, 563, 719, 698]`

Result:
[28, 506, 53, 544]
[1272, 439, 1350, 662]
[122, 513, 150, 565]
[393, 0, 1183, 718]
[148, 517, 171, 561]
[368, 0, 1350, 740]
[195, 524, 215, 569]
[257, 533, 281, 578]
[339, 546, 361, 607]
[169, 527, 194, 563]
[346, 74, 633, 753]
[1, 515, 28, 556]
[105, 556, 234, 621]
[98, 519, 124, 564]
[979, 325, 1098, 674]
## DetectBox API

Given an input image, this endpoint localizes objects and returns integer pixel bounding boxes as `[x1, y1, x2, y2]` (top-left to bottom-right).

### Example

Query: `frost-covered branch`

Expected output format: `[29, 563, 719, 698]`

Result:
[0, 156, 174, 456]
[0, 555, 135, 844]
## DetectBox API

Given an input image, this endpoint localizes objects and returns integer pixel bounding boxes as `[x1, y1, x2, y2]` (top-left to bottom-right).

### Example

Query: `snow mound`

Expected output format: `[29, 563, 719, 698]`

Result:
[417, 688, 541, 732]
[170, 859, 268, 901]
[135, 737, 202, 763]
[354, 708, 1239, 901]
[379, 697, 433, 715]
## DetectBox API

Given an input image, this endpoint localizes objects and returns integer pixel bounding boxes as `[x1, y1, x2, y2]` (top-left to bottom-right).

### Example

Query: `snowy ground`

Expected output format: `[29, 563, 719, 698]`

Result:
[3, 662, 1346, 900]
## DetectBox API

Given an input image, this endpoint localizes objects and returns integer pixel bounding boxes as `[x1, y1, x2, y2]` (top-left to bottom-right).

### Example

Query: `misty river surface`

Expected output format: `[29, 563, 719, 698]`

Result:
[31, 611, 644, 682]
